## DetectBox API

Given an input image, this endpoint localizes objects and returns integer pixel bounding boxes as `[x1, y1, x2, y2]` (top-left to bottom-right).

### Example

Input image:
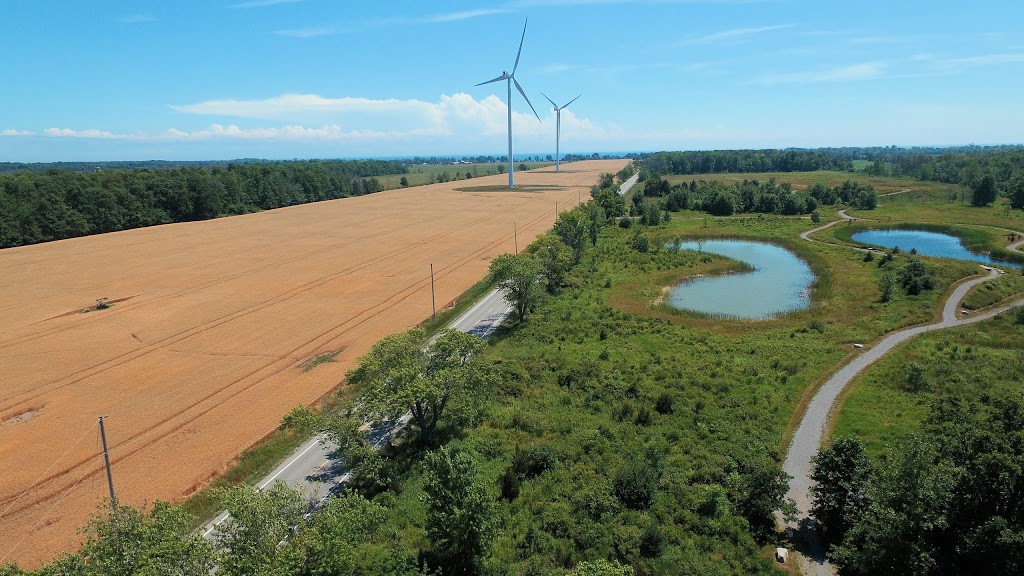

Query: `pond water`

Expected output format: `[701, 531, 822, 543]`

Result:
[851, 229, 1023, 270]
[668, 240, 814, 320]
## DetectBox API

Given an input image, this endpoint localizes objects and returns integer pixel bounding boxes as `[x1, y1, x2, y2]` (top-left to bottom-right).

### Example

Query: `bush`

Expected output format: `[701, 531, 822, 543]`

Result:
[654, 393, 673, 415]
[613, 459, 658, 510]
[897, 257, 935, 295]
[631, 233, 650, 253]
[618, 217, 633, 229]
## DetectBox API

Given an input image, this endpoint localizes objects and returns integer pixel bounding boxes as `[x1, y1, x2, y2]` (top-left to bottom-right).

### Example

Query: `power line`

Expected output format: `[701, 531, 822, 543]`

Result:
[0, 443, 103, 564]
[0, 421, 97, 523]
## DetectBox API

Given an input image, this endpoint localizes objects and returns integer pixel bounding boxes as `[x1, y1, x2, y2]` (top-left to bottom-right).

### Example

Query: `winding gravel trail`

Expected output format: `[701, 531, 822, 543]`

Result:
[780, 211, 1024, 576]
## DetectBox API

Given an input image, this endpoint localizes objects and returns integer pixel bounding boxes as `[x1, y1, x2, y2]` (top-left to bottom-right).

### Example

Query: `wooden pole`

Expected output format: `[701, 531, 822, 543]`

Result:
[430, 263, 436, 320]
[98, 416, 116, 510]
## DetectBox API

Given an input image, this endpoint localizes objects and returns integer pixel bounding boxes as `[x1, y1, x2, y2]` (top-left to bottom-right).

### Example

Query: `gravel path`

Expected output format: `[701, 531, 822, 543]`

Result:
[779, 211, 1024, 576]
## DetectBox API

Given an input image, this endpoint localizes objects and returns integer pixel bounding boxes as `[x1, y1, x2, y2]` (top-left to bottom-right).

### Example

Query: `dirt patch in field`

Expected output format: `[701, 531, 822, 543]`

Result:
[0, 159, 627, 568]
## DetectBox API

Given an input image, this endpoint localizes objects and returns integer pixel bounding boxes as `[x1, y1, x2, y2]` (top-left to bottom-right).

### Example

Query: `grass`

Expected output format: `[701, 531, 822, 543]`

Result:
[961, 272, 1024, 310]
[831, 312, 1024, 456]
[300, 350, 342, 372]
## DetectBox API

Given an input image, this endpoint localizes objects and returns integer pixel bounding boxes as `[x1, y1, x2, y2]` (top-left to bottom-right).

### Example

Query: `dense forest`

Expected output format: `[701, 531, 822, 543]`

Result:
[637, 150, 853, 175]
[0, 160, 406, 248]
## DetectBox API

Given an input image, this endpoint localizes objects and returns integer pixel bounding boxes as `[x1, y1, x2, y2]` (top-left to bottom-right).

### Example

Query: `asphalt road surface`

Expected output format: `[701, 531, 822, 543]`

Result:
[618, 172, 640, 196]
[201, 286, 511, 539]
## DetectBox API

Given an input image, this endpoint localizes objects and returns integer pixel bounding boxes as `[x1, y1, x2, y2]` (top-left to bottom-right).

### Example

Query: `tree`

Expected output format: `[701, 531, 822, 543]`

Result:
[593, 188, 625, 218]
[489, 253, 542, 321]
[529, 235, 573, 293]
[284, 491, 417, 576]
[897, 257, 935, 295]
[350, 328, 485, 446]
[400, 176, 409, 187]
[879, 273, 894, 302]
[584, 201, 606, 246]
[49, 502, 218, 576]
[972, 174, 997, 206]
[216, 482, 306, 576]
[553, 209, 590, 263]
[1008, 174, 1024, 210]
[810, 438, 873, 545]
[831, 435, 956, 576]
[422, 447, 497, 575]
[497, 164, 506, 174]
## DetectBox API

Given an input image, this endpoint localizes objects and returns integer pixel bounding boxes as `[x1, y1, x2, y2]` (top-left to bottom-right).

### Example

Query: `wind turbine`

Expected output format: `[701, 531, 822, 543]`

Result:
[541, 93, 580, 173]
[475, 19, 541, 189]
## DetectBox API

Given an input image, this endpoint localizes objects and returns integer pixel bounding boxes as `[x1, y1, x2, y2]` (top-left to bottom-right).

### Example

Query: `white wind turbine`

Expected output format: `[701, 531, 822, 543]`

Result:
[540, 93, 580, 173]
[475, 19, 541, 189]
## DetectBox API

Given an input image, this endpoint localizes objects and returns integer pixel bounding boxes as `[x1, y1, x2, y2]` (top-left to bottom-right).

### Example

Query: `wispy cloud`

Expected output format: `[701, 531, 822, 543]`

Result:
[679, 24, 794, 45]
[170, 93, 436, 119]
[752, 61, 886, 84]
[118, 14, 156, 24]
[424, 9, 510, 23]
[273, 26, 337, 38]
[536, 63, 576, 74]
[1, 130, 32, 136]
[229, 0, 303, 8]
[944, 52, 1024, 67]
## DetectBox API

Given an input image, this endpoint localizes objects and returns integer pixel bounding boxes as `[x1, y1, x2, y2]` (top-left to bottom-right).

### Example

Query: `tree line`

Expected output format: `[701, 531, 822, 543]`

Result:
[631, 176, 876, 219]
[638, 150, 853, 176]
[0, 159, 406, 248]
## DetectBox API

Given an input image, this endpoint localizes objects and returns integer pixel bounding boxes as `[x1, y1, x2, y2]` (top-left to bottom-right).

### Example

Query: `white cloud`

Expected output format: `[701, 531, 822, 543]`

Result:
[752, 61, 886, 85]
[424, 9, 510, 23]
[229, 0, 303, 8]
[9, 93, 615, 147]
[679, 24, 793, 45]
[170, 93, 439, 120]
[273, 26, 337, 38]
[42, 128, 122, 139]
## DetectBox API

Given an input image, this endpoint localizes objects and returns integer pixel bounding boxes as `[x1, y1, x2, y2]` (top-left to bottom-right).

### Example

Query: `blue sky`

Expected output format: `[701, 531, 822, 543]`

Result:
[2, 0, 1023, 162]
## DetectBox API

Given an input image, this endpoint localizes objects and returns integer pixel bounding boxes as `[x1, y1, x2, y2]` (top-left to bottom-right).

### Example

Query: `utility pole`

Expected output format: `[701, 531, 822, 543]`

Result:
[430, 263, 436, 320]
[514, 222, 518, 254]
[555, 201, 558, 218]
[98, 416, 116, 510]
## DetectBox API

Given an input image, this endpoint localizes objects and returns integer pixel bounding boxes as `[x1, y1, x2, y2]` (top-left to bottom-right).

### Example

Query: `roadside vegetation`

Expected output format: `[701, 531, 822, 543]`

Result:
[8, 147, 1024, 575]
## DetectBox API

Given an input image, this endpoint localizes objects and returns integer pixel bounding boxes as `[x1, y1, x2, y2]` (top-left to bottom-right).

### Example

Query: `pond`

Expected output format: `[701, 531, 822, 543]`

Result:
[851, 229, 1023, 271]
[668, 240, 814, 320]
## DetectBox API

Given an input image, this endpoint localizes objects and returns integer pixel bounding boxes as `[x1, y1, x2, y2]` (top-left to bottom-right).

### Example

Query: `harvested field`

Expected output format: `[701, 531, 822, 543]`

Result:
[0, 159, 627, 567]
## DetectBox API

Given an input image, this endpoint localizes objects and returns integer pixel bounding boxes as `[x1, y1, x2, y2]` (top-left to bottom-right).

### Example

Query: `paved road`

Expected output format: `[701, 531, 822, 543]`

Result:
[781, 210, 1024, 575]
[618, 172, 640, 196]
[201, 286, 511, 539]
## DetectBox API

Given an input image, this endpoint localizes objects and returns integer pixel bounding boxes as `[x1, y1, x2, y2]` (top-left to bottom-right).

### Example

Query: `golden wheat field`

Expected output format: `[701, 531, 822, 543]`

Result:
[0, 159, 627, 567]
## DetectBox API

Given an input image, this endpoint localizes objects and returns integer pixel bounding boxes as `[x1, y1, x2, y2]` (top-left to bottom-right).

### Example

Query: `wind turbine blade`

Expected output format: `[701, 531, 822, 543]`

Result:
[475, 74, 509, 86]
[540, 92, 558, 109]
[514, 78, 541, 122]
[512, 19, 527, 75]
[561, 94, 582, 110]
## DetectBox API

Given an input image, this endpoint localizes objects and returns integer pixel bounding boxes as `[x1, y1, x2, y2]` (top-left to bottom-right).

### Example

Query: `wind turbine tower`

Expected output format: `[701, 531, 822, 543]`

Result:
[541, 93, 580, 173]
[476, 20, 541, 188]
